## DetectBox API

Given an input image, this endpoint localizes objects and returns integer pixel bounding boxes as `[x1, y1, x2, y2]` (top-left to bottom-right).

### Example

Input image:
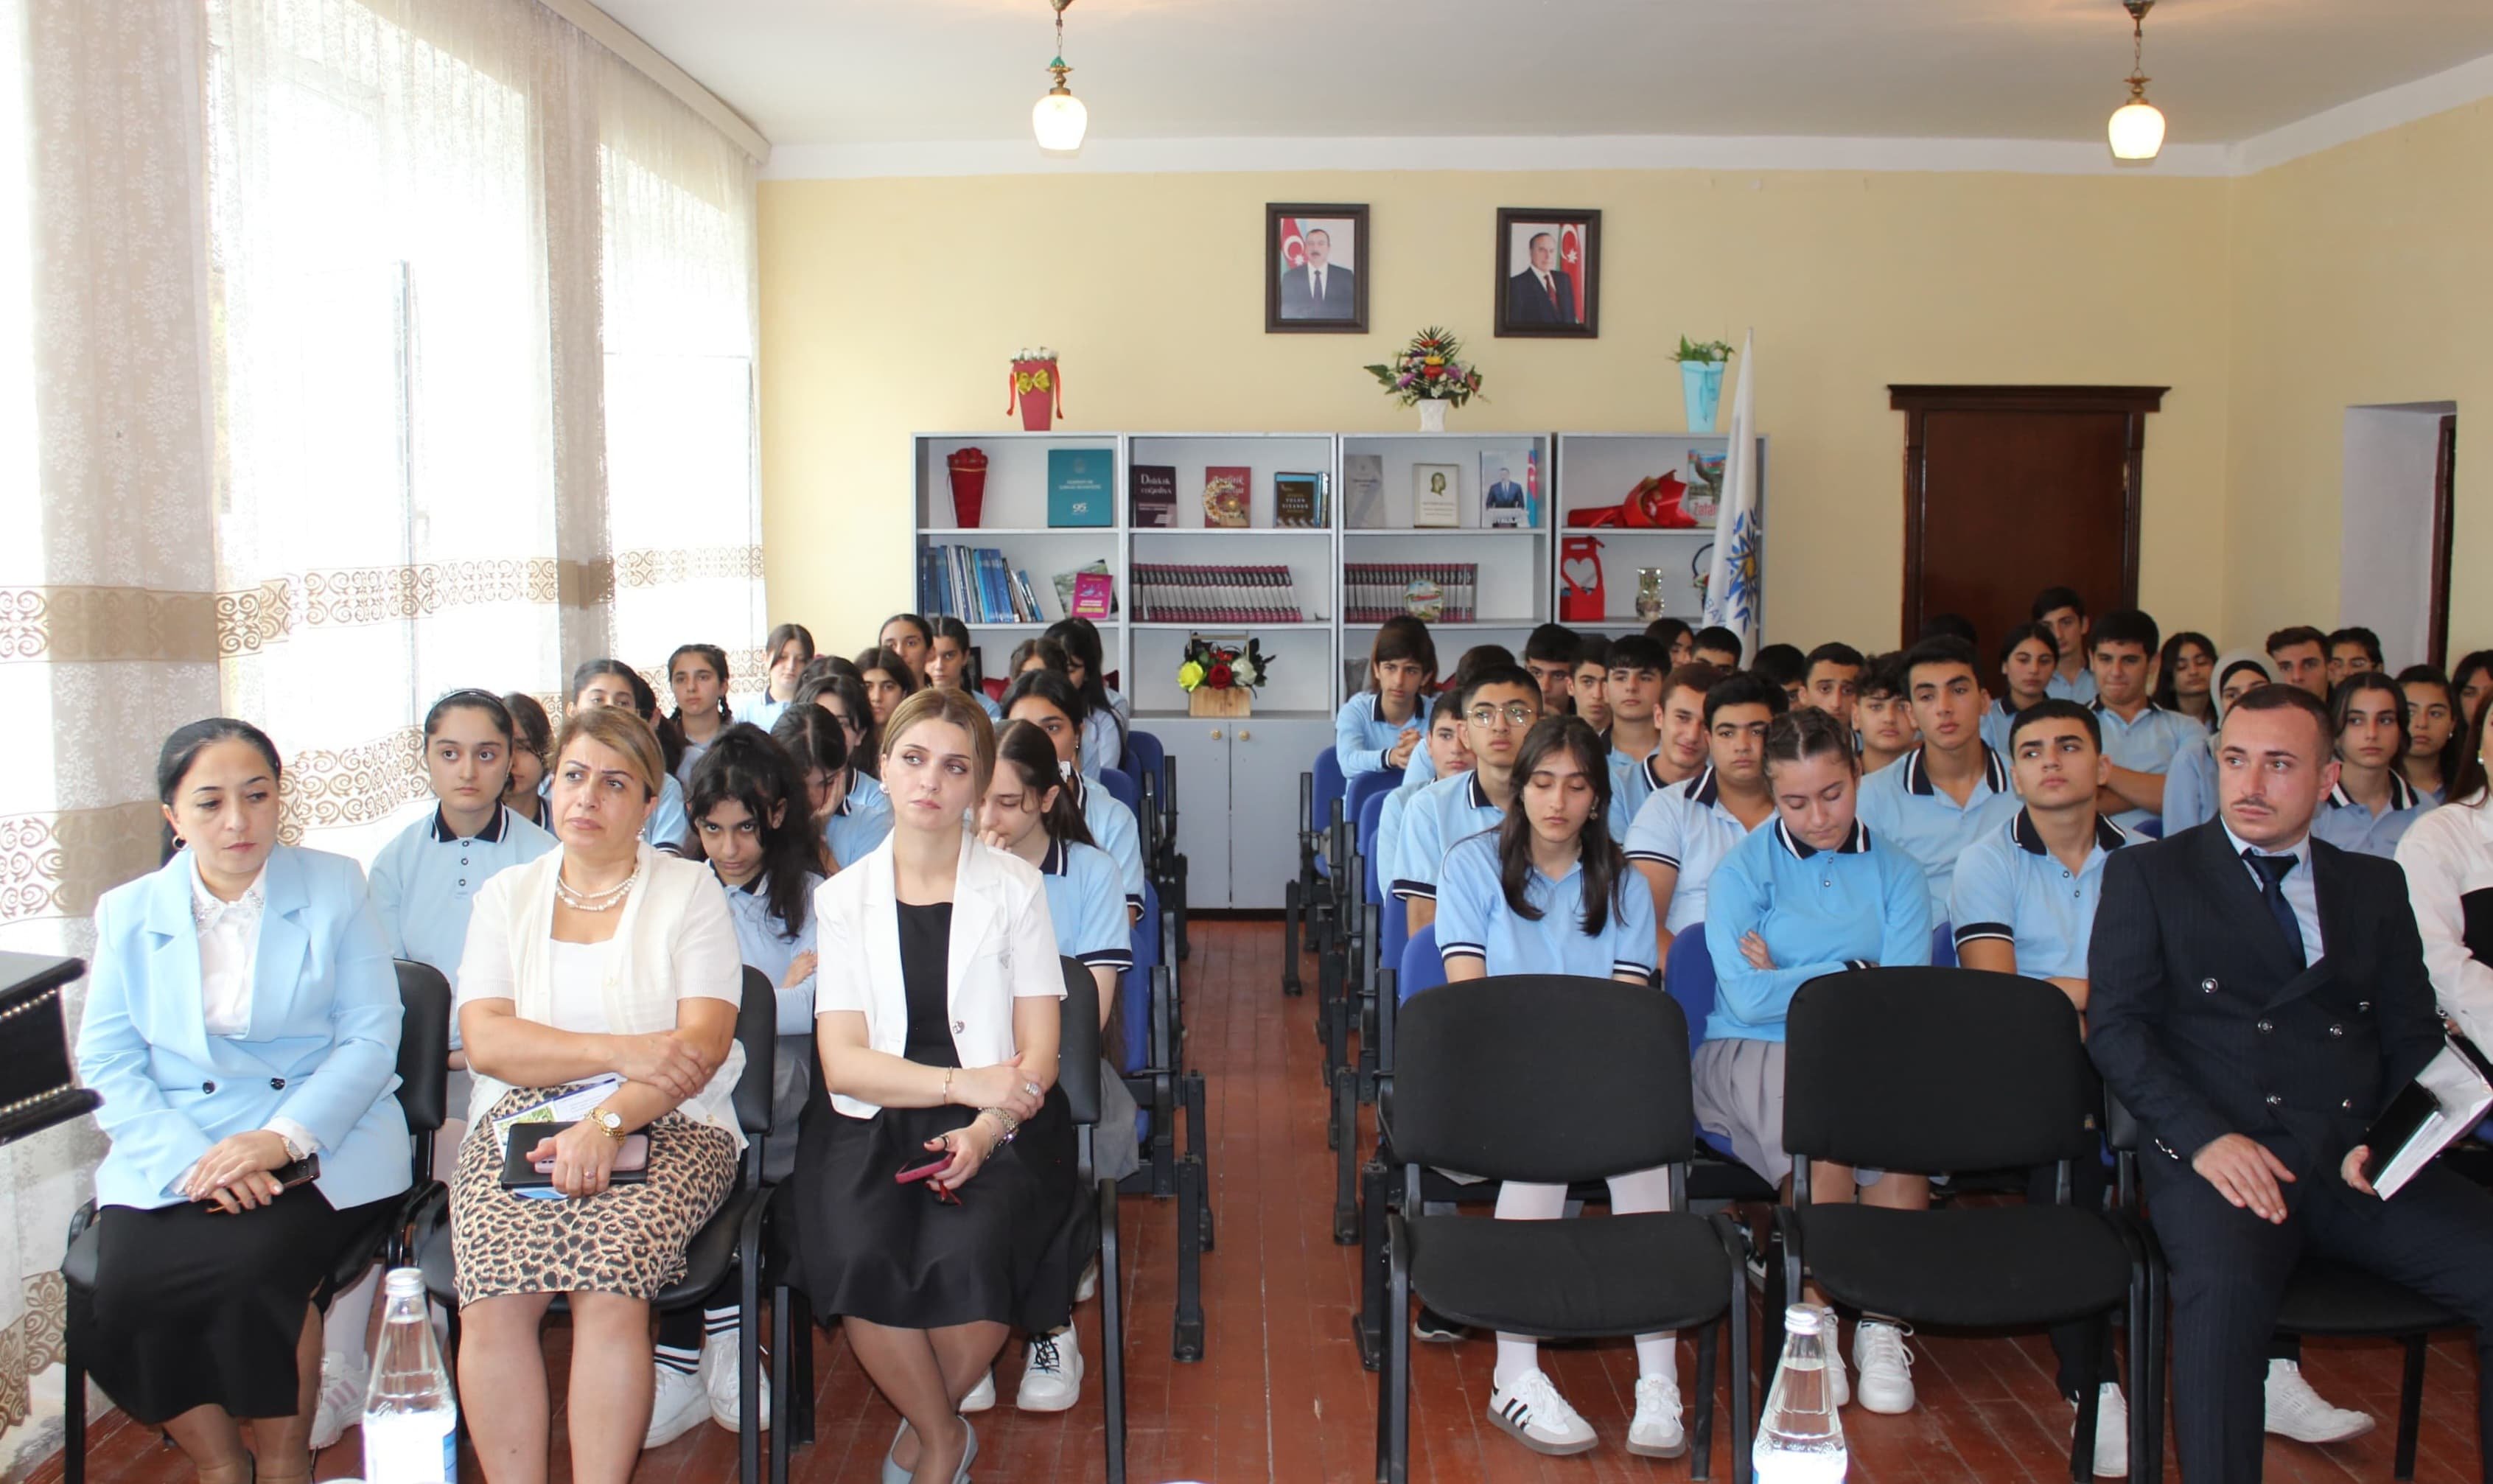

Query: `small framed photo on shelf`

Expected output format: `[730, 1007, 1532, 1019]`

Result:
[1266, 203, 1368, 334]
[1478, 448, 1536, 528]
[1413, 463, 1461, 528]
[1494, 207, 1600, 338]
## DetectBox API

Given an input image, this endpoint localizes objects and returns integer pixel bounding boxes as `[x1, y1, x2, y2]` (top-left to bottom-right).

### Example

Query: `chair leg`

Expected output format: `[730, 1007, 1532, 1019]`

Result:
[1730, 1284, 1753, 1484]
[1354, 1158, 1388, 1372]
[1172, 1155, 1205, 1362]
[1282, 880, 1304, 995]
[1380, 1234, 1413, 1484]
[1691, 1321, 1718, 1482]
[769, 1287, 794, 1484]
[1098, 1179, 1127, 1484]
[2069, 1320, 2105, 1484]
[738, 1231, 763, 1484]
[1332, 1068, 1359, 1242]
[62, 1329, 85, 1484]
[1183, 1071, 1216, 1252]
[2394, 1332, 2427, 1480]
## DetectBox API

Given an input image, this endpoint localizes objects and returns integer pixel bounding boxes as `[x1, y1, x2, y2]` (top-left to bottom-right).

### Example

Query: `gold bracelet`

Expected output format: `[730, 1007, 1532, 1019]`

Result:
[942, 1067, 955, 1104]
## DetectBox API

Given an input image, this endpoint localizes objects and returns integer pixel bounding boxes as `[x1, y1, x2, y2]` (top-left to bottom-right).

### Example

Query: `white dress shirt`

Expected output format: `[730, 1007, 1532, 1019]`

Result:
[188, 861, 322, 1162]
[2220, 820, 2324, 961]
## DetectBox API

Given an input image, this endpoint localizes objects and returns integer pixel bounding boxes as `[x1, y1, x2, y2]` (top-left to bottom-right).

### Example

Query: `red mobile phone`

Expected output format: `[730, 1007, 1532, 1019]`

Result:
[895, 1155, 951, 1185]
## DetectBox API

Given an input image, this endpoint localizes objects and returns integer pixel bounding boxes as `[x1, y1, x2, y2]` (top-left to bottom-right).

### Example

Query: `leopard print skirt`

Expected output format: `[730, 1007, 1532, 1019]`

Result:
[450, 1084, 738, 1306]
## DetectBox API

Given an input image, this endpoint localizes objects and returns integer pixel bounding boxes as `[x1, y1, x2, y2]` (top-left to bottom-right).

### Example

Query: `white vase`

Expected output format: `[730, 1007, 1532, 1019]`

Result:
[1417, 399, 1447, 433]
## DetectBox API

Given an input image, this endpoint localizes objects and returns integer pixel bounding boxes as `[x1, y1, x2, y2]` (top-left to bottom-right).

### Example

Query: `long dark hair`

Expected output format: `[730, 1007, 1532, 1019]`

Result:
[655, 643, 732, 774]
[1008, 636, 1071, 677]
[2455, 651, 2493, 726]
[878, 612, 932, 660]
[424, 688, 519, 802]
[795, 671, 878, 778]
[2395, 664, 2464, 792]
[685, 724, 817, 937]
[768, 704, 847, 872]
[1045, 617, 1127, 754]
[1494, 716, 1625, 937]
[158, 718, 282, 861]
[2328, 671, 2408, 760]
[1763, 705, 1861, 777]
[1001, 669, 1086, 770]
[763, 622, 816, 682]
[2151, 631, 2217, 714]
[929, 615, 985, 694]
[994, 720, 1096, 847]
[2452, 679, 2493, 808]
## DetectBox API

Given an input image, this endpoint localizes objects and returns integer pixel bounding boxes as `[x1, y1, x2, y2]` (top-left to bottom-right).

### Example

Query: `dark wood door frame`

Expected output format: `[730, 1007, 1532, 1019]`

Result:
[2429, 413, 2458, 670]
[1889, 385, 2167, 642]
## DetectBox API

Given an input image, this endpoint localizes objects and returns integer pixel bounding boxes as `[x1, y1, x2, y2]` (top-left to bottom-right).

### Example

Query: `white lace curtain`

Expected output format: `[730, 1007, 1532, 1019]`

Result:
[0, 0, 762, 1451]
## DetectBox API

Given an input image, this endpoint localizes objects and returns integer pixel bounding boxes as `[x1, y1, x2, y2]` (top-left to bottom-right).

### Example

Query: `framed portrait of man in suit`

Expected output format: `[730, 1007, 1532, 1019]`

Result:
[1267, 202, 1368, 334]
[1494, 208, 1601, 339]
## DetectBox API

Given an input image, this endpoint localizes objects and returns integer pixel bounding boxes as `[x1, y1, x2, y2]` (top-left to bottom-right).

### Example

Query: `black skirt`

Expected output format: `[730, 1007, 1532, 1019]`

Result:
[69, 1186, 396, 1424]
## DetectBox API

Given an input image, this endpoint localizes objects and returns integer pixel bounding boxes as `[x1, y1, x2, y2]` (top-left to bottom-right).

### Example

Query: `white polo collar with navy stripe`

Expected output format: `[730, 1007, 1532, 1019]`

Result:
[1683, 764, 1722, 808]
[1467, 771, 1494, 811]
[1039, 837, 1069, 875]
[429, 804, 512, 844]
[2327, 773, 2421, 813]
[1775, 816, 1871, 859]
[1898, 741, 2010, 798]
[2010, 806, 2133, 858]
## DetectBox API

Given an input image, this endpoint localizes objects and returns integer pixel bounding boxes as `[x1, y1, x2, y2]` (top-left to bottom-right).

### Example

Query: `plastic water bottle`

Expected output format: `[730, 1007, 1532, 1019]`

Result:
[1754, 1303, 1848, 1483]
[363, 1267, 457, 1483]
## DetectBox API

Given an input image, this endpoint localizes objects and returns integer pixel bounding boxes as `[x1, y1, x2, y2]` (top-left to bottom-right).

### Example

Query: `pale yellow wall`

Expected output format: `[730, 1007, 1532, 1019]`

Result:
[2224, 98, 2493, 649]
[759, 167, 2236, 654]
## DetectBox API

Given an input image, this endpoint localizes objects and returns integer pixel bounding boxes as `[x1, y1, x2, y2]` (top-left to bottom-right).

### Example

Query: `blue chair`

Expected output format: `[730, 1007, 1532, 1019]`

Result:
[1121, 726, 1164, 795]
[1097, 763, 1141, 817]
[1398, 923, 1445, 1002]
[1931, 921, 1958, 968]
[1288, 746, 1349, 995]
[1343, 769, 1397, 847]
[1310, 746, 1347, 881]
[1664, 925, 1780, 1205]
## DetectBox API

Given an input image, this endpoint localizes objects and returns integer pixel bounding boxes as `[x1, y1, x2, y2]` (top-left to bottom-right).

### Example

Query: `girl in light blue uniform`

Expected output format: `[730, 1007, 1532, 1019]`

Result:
[1430, 717, 1679, 1461]
[658, 643, 735, 797]
[1045, 617, 1126, 779]
[773, 702, 891, 869]
[927, 615, 1004, 721]
[500, 691, 556, 833]
[1004, 669, 1146, 920]
[2312, 672, 2432, 858]
[1336, 616, 1437, 777]
[738, 621, 814, 733]
[2162, 653, 2269, 836]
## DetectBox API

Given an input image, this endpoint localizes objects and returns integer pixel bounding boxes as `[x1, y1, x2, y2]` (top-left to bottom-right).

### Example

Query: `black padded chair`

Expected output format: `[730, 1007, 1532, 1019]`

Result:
[1772, 967, 2151, 1484]
[2103, 1093, 2461, 1484]
[59, 957, 454, 1484]
[1374, 975, 1752, 1484]
[414, 963, 780, 1484]
[766, 955, 1127, 1484]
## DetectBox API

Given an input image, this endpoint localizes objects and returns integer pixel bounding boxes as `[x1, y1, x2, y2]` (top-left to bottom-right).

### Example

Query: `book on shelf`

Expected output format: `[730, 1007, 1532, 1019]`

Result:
[1203, 466, 1251, 528]
[1046, 447, 1113, 528]
[1343, 562, 1478, 623]
[922, 543, 1050, 623]
[1343, 452, 1385, 528]
[1071, 571, 1114, 619]
[1274, 471, 1324, 528]
[1413, 463, 1461, 528]
[1130, 463, 1178, 528]
[1132, 562, 1307, 624]
[1052, 561, 1116, 619]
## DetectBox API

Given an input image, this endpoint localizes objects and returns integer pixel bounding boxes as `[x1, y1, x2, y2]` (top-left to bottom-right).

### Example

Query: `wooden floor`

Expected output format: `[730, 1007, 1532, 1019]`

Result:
[38, 916, 2488, 1483]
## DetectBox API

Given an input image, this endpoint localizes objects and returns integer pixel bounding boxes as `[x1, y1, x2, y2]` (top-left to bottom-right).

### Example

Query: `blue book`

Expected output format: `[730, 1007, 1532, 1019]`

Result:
[1048, 447, 1113, 528]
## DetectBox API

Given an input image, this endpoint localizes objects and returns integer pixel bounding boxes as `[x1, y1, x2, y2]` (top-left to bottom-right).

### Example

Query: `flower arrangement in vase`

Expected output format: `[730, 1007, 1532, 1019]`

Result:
[1365, 326, 1486, 432]
[1178, 634, 1271, 718]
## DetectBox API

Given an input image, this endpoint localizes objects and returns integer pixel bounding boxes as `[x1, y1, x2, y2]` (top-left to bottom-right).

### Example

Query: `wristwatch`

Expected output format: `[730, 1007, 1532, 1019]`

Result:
[587, 1105, 627, 1142]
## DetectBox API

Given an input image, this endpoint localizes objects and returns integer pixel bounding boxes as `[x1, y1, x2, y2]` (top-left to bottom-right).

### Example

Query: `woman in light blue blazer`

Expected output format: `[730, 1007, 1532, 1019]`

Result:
[70, 718, 409, 1484]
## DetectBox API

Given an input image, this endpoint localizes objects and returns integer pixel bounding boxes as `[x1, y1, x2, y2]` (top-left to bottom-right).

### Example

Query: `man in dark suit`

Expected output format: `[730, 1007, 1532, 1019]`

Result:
[1277, 227, 1357, 320]
[2089, 683, 2493, 1481]
[1505, 231, 1578, 326]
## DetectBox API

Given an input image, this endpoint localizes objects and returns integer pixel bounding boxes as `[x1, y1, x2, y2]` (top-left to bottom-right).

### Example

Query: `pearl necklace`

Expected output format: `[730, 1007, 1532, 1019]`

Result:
[556, 863, 638, 912]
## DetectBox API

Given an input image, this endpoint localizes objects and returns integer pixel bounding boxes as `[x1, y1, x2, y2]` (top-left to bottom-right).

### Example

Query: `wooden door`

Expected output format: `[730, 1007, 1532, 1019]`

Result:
[1890, 386, 2165, 654]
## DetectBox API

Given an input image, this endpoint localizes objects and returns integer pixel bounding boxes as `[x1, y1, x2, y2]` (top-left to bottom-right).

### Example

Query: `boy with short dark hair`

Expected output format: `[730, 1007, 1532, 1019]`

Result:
[2031, 585, 2097, 703]
[2326, 626, 2385, 685]
[1522, 623, 1583, 717]
[2265, 625, 2329, 698]
[2090, 609, 2199, 832]
[1752, 643, 1807, 710]
[1692, 626, 1744, 671]
[1852, 653, 1917, 774]
[1855, 636, 2019, 917]
[1802, 642, 1865, 715]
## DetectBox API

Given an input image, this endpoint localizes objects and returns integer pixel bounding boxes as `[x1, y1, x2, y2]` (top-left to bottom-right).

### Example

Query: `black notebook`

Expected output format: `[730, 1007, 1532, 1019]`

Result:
[498, 1119, 649, 1189]
[2360, 1035, 2493, 1199]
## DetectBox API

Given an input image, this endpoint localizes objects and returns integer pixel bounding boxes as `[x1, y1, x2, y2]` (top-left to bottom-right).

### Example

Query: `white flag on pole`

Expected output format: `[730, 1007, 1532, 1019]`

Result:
[1702, 329, 1761, 655]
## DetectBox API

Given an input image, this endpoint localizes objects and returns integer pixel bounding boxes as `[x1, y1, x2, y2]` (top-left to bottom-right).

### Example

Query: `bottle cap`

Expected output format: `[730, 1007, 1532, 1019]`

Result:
[385, 1266, 425, 1298]
[1783, 1303, 1825, 1332]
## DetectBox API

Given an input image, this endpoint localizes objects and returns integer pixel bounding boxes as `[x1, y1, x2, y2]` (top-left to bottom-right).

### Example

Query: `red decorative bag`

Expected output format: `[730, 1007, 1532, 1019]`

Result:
[1559, 536, 1606, 623]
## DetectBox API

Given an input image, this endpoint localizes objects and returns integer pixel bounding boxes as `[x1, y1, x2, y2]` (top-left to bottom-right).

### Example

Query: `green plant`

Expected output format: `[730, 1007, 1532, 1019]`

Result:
[1672, 335, 1736, 364]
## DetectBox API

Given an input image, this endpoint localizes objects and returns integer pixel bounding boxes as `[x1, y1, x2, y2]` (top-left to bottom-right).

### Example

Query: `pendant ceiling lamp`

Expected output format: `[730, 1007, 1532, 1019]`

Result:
[1032, 0, 1088, 153]
[2108, 0, 2166, 161]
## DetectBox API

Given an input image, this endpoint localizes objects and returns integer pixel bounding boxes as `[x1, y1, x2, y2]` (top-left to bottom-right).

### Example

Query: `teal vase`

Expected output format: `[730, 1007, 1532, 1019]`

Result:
[1680, 360, 1724, 433]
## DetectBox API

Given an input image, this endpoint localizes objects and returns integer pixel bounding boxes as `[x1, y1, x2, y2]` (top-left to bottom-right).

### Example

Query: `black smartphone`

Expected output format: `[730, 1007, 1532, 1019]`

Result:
[195, 1152, 321, 1211]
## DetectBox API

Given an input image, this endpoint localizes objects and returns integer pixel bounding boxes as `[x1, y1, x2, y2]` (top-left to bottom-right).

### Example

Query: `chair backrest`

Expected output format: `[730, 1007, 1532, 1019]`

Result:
[1344, 769, 1397, 839]
[391, 959, 452, 1137]
[1380, 894, 1409, 984]
[1097, 765, 1141, 816]
[1123, 727, 1166, 794]
[1783, 966, 2094, 1173]
[1391, 975, 1693, 1183]
[1358, 788, 1388, 906]
[1310, 746, 1346, 834]
[1057, 956, 1102, 1127]
[730, 965, 777, 1137]
[1119, 880, 1161, 1074]
[1661, 924, 1713, 1055]
[1930, 921, 1958, 968]
[1398, 922, 1446, 1002]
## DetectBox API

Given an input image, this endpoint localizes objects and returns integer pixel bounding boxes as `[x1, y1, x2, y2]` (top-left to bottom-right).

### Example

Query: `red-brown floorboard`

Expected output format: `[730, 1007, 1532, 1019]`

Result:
[32, 917, 2483, 1482]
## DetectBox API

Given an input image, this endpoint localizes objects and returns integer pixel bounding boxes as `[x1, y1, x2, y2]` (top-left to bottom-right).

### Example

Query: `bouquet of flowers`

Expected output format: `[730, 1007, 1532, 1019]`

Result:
[1364, 326, 1486, 407]
[1178, 635, 1270, 694]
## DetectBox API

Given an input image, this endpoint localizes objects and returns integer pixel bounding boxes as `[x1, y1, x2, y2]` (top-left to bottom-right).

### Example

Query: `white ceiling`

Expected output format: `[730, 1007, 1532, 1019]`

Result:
[595, 0, 2493, 153]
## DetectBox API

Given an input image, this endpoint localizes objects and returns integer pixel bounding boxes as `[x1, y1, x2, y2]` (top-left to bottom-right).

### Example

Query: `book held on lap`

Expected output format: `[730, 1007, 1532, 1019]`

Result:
[2360, 1035, 2493, 1199]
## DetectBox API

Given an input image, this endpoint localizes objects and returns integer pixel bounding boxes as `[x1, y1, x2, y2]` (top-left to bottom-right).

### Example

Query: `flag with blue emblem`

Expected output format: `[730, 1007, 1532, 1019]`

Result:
[1702, 329, 1761, 655]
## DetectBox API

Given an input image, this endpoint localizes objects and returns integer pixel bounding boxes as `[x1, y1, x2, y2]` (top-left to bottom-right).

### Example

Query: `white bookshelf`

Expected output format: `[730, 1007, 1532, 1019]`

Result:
[1550, 433, 1769, 636]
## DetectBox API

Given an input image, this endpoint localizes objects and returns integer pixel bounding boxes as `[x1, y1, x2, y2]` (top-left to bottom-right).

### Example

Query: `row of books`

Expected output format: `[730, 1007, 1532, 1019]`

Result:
[920, 545, 1048, 624]
[1344, 563, 1481, 623]
[1133, 563, 1307, 623]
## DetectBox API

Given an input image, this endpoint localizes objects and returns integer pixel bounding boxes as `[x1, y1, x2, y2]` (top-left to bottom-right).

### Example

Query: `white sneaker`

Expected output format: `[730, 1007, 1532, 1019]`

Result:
[698, 1331, 768, 1432]
[645, 1362, 708, 1448]
[960, 1368, 996, 1413]
[1486, 1368, 1598, 1456]
[2265, 1357, 2374, 1443]
[1851, 1319, 1917, 1414]
[1827, 1345, 1850, 1409]
[307, 1351, 368, 1451]
[1626, 1373, 1688, 1460]
[2074, 1382, 2129, 1477]
[1076, 1256, 1099, 1304]
[1015, 1329, 1084, 1412]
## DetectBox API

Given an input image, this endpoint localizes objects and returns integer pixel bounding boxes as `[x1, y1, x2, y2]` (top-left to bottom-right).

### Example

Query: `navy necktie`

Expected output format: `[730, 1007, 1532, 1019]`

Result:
[2244, 849, 2307, 969]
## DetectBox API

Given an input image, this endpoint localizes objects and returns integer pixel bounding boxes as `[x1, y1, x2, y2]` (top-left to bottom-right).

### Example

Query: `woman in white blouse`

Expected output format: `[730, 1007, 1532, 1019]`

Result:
[450, 704, 745, 1484]
[790, 687, 1074, 1484]
[2396, 700, 2493, 1049]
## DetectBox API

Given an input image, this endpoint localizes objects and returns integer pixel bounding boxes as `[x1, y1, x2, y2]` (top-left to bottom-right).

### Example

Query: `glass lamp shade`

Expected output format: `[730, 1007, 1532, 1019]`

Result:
[2108, 99, 2166, 160]
[1033, 88, 1088, 152]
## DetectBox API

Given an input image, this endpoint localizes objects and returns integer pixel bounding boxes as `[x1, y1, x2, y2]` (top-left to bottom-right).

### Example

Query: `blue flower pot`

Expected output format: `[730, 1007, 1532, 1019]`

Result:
[1680, 360, 1724, 433]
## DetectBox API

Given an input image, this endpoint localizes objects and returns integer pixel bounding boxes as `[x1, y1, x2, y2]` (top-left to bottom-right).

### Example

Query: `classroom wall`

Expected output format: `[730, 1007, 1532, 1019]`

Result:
[758, 167, 2237, 656]
[2224, 98, 2493, 656]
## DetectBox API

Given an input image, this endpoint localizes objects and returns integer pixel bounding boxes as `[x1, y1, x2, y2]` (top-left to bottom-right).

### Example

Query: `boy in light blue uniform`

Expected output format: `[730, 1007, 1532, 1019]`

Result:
[1604, 639, 1709, 825]
[2086, 609, 2200, 833]
[1853, 636, 2021, 922]
[2033, 586, 2099, 704]
[1625, 672, 1785, 955]
[1694, 706, 1931, 1416]
[822, 765, 893, 868]
[1979, 623, 2060, 758]
[1336, 616, 1436, 777]
[1391, 665, 1543, 927]
[1377, 693, 1471, 898]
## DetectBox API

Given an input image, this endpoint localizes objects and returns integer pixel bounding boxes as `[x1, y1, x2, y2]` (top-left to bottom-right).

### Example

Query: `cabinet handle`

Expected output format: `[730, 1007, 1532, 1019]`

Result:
[1208, 728, 1223, 741]
[1237, 729, 1252, 741]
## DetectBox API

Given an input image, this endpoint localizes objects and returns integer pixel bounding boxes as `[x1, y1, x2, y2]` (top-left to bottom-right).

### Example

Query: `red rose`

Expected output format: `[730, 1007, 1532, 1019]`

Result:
[1208, 662, 1234, 688]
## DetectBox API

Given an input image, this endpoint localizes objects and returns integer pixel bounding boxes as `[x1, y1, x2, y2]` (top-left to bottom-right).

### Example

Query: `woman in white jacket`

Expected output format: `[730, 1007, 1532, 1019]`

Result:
[2396, 699, 2493, 1049]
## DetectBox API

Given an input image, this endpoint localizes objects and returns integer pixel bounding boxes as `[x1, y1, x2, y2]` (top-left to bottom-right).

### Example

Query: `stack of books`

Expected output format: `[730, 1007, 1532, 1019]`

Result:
[1133, 564, 1304, 623]
[920, 545, 1046, 623]
[1345, 562, 1479, 623]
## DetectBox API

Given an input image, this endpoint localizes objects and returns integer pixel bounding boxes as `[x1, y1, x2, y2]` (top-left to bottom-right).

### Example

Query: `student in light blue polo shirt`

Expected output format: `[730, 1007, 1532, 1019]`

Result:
[1605, 643, 1712, 824]
[1626, 671, 1784, 961]
[1855, 636, 2021, 922]
[2312, 673, 2431, 858]
[1694, 706, 1931, 1415]
[1336, 616, 1438, 777]
[1396, 643, 1520, 790]
[1394, 665, 1543, 928]
[927, 617, 1004, 721]
[1851, 652, 1917, 776]
[770, 704, 887, 872]
[2088, 609, 2201, 833]
[1377, 693, 1471, 897]
[2398, 665, 2461, 805]
[2163, 653, 2270, 836]
[1948, 698, 2132, 1470]
[2032, 586, 2099, 704]
[738, 622, 816, 733]
[1979, 623, 2060, 758]
[1004, 671, 1146, 918]
[1433, 717, 1681, 1460]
